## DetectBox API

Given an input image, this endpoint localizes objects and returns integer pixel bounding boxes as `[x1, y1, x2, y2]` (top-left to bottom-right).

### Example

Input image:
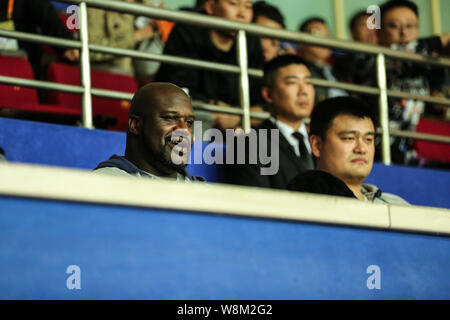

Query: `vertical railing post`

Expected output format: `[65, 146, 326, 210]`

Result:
[236, 30, 251, 133]
[79, 1, 94, 129]
[376, 53, 391, 165]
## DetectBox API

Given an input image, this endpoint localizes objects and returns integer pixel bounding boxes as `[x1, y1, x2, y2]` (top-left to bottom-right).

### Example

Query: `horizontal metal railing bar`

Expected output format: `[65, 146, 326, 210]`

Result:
[375, 127, 450, 143]
[0, 75, 84, 94]
[386, 90, 450, 106]
[388, 128, 450, 143]
[60, 0, 450, 68]
[2, 74, 450, 135]
[89, 43, 262, 77]
[2, 28, 450, 106]
[0, 29, 81, 49]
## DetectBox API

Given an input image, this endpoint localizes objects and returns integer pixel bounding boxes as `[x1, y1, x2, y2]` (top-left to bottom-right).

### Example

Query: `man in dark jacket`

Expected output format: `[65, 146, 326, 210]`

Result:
[0, 0, 79, 78]
[224, 54, 315, 189]
[94, 82, 204, 182]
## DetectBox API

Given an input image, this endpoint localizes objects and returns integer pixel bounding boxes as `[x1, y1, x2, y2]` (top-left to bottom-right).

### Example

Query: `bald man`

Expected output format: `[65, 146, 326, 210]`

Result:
[94, 82, 205, 182]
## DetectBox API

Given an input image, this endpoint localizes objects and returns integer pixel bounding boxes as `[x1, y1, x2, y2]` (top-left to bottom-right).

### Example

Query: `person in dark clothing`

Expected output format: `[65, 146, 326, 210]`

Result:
[288, 96, 408, 204]
[224, 54, 315, 189]
[0, 0, 79, 79]
[376, 0, 450, 165]
[155, 0, 265, 131]
[94, 82, 204, 182]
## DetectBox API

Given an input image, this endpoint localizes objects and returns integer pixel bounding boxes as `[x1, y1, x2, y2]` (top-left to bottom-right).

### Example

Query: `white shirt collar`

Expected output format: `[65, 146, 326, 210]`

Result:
[269, 117, 311, 157]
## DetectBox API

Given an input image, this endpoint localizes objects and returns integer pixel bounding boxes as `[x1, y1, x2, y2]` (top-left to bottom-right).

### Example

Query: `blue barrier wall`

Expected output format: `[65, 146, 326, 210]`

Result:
[0, 117, 449, 208]
[1, 195, 449, 299]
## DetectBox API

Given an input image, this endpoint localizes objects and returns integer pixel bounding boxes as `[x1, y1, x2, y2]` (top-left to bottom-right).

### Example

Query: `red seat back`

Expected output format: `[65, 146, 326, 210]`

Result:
[0, 55, 39, 107]
[414, 118, 450, 163]
[47, 62, 137, 131]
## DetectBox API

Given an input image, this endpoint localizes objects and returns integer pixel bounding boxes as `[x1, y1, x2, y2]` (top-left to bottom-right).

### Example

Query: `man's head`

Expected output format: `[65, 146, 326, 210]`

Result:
[378, 0, 419, 47]
[350, 10, 378, 44]
[309, 96, 377, 186]
[205, 0, 253, 38]
[262, 54, 315, 129]
[126, 82, 195, 175]
[298, 17, 332, 64]
[252, 1, 285, 62]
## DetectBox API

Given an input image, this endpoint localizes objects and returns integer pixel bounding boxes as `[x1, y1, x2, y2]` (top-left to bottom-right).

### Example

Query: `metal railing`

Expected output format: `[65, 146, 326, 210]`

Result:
[0, 0, 449, 165]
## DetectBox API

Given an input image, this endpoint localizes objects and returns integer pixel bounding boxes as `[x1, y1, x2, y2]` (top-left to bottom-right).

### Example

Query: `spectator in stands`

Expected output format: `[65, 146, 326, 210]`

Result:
[377, 0, 450, 165]
[297, 17, 348, 103]
[94, 82, 205, 182]
[252, 1, 285, 62]
[155, 0, 265, 132]
[0, 0, 79, 79]
[288, 96, 409, 205]
[350, 10, 378, 45]
[225, 54, 315, 189]
[88, 0, 157, 75]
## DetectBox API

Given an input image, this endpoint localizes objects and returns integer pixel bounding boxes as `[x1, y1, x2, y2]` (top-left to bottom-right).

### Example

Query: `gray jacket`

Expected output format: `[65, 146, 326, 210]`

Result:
[362, 184, 409, 205]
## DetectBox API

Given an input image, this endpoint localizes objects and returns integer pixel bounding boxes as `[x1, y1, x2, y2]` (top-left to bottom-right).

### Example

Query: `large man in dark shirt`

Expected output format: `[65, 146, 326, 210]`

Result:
[155, 0, 265, 131]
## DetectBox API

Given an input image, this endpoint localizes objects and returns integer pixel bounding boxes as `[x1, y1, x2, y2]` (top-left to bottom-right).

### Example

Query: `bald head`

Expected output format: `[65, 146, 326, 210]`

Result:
[130, 82, 191, 117]
[126, 82, 195, 177]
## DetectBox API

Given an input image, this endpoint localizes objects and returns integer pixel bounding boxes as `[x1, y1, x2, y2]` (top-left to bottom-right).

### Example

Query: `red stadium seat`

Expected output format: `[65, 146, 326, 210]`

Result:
[414, 117, 450, 163]
[47, 62, 137, 131]
[0, 54, 80, 116]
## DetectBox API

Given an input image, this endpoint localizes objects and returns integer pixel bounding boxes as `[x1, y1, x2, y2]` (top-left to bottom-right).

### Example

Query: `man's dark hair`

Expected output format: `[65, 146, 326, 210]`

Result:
[263, 54, 309, 86]
[379, 0, 419, 26]
[350, 10, 370, 33]
[299, 17, 327, 32]
[309, 96, 378, 140]
[252, 1, 285, 29]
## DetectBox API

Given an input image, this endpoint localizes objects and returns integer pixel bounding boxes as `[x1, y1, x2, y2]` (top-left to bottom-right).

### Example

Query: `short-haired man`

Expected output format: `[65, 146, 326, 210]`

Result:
[350, 10, 378, 45]
[297, 17, 348, 103]
[225, 54, 315, 189]
[94, 82, 204, 182]
[155, 0, 265, 131]
[288, 96, 408, 204]
[377, 0, 450, 165]
[252, 1, 285, 62]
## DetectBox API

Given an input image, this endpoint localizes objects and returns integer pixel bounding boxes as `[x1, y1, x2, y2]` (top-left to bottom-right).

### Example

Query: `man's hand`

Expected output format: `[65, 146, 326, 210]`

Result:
[63, 49, 79, 62]
[210, 99, 241, 130]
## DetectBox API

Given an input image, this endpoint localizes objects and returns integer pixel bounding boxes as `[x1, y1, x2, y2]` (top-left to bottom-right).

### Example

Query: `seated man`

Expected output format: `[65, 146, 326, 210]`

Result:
[297, 17, 348, 103]
[288, 96, 408, 205]
[93, 82, 205, 182]
[377, 0, 450, 165]
[155, 0, 265, 131]
[252, 1, 285, 62]
[225, 54, 315, 189]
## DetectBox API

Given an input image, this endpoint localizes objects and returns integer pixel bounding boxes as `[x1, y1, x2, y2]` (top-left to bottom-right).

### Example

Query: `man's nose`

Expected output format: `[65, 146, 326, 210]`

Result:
[354, 138, 367, 154]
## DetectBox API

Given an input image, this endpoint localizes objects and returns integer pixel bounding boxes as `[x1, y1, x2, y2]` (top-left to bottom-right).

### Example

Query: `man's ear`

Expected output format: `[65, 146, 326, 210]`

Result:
[261, 86, 273, 105]
[204, 0, 215, 15]
[128, 115, 143, 135]
[309, 134, 322, 158]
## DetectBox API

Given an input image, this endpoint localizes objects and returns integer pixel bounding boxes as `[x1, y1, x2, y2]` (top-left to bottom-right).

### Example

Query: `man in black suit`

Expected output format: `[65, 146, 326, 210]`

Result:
[224, 54, 315, 189]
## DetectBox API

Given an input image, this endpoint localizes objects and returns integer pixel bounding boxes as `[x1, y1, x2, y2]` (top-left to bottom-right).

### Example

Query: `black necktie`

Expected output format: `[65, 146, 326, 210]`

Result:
[292, 132, 314, 170]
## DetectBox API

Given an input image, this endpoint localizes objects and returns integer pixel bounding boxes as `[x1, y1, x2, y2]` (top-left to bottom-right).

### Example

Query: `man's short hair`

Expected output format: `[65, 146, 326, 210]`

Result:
[263, 54, 309, 87]
[252, 1, 285, 28]
[349, 10, 369, 33]
[309, 96, 378, 140]
[298, 17, 327, 32]
[379, 0, 419, 26]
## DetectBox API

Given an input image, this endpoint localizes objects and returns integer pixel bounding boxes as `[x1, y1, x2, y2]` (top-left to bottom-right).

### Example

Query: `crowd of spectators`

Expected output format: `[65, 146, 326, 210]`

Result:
[0, 0, 449, 172]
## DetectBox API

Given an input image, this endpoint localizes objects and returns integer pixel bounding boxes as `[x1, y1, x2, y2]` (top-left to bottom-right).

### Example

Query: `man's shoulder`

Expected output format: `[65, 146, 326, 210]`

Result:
[362, 184, 409, 205]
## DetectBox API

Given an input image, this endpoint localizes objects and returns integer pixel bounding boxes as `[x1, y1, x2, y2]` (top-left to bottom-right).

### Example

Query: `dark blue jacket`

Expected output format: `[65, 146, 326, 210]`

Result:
[94, 155, 205, 182]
